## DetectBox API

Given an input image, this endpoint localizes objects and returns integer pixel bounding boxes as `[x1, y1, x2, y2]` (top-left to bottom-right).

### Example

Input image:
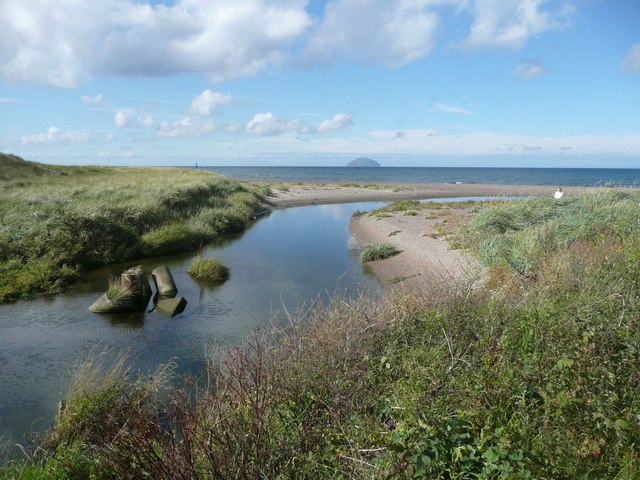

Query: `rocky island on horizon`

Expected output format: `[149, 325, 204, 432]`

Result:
[345, 157, 380, 167]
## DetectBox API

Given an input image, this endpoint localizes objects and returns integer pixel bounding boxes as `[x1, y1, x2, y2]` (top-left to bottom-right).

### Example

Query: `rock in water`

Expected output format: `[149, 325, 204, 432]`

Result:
[156, 296, 187, 318]
[152, 266, 178, 296]
[346, 157, 380, 167]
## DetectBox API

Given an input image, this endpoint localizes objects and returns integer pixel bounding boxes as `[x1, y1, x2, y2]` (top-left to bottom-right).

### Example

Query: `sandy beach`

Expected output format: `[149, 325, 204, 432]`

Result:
[262, 182, 577, 210]
[349, 205, 484, 295]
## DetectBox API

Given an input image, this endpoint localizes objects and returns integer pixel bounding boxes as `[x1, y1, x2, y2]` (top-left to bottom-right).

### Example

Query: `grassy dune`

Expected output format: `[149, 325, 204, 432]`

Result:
[0, 154, 266, 303]
[3, 190, 639, 478]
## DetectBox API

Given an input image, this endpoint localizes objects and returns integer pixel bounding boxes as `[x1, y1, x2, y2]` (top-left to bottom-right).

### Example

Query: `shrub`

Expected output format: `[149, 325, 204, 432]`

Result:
[361, 243, 400, 262]
[188, 257, 230, 282]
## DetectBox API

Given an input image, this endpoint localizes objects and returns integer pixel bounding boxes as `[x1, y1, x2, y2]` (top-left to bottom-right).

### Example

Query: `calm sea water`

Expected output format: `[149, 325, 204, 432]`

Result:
[200, 166, 640, 186]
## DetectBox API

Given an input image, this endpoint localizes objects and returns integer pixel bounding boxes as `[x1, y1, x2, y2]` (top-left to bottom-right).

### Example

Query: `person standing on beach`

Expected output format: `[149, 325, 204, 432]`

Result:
[553, 187, 564, 199]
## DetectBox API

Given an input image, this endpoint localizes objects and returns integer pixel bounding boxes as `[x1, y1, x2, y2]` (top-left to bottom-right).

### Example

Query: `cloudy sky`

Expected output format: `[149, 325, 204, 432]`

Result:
[0, 0, 639, 167]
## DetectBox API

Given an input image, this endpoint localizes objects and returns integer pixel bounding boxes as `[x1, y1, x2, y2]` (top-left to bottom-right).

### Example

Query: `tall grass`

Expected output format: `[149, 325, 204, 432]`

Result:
[0, 154, 263, 302]
[2, 190, 639, 478]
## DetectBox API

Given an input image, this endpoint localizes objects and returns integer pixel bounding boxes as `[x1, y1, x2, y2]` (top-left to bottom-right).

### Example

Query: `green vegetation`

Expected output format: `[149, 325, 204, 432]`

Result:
[0, 154, 263, 303]
[370, 199, 422, 213]
[2, 191, 640, 478]
[361, 242, 400, 262]
[188, 257, 230, 282]
[105, 276, 134, 310]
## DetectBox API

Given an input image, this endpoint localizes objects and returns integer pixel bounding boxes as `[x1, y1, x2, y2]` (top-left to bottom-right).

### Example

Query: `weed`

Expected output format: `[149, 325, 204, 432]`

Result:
[361, 243, 400, 262]
[188, 257, 230, 282]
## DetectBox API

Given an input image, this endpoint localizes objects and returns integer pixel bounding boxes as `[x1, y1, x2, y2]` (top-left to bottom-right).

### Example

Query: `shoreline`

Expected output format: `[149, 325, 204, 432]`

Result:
[260, 182, 595, 210]
[350, 204, 484, 294]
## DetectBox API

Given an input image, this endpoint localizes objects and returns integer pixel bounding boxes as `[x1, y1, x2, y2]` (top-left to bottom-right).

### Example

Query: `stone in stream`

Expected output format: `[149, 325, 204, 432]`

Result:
[89, 265, 152, 313]
[155, 295, 187, 318]
[152, 266, 178, 296]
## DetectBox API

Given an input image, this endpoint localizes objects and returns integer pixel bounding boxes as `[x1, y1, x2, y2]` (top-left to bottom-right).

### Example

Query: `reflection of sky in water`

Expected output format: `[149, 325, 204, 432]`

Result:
[0, 201, 385, 445]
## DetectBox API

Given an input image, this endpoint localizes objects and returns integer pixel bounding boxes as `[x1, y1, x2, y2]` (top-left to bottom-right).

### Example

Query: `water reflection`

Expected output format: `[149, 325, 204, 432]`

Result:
[0, 201, 385, 444]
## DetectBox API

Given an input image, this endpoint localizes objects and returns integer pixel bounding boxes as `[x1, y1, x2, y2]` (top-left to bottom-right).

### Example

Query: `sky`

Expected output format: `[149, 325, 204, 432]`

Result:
[0, 0, 639, 168]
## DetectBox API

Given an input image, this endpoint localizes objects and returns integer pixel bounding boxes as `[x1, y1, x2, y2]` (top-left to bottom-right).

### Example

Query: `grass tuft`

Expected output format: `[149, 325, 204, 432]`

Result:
[188, 257, 230, 282]
[361, 242, 400, 262]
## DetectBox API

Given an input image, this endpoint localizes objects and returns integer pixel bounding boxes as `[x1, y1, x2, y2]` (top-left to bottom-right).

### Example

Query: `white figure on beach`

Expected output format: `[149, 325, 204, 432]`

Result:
[553, 187, 564, 199]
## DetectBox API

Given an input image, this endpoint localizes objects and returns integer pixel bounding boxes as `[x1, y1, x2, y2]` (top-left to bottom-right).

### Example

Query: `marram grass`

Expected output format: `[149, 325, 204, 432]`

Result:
[0, 153, 261, 302]
[188, 257, 230, 282]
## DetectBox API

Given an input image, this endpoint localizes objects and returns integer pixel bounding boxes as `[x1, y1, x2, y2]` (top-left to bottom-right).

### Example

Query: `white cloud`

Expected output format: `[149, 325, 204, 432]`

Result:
[303, 0, 441, 67]
[462, 0, 573, 50]
[0, 0, 311, 87]
[157, 117, 215, 138]
[515, 58, 545, 79]
[317, 113, 353, 132]
[21, 126, 91, 145]
[114, 110, 155, 128]
[621, 43, 640, 74]
[81, 94, 104, 106]
[431, 102, 473, 115]
[189, 90, 233, 116]
[246, 112, 302, 136]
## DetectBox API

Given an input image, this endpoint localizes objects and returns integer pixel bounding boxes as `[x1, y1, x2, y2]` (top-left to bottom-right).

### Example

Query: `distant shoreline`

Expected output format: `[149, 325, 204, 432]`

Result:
[260, 181, 600, 210]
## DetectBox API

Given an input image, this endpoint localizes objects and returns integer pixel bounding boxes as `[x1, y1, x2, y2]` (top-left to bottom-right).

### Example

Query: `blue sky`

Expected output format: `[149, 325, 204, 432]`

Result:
[0, 0, 639, 167]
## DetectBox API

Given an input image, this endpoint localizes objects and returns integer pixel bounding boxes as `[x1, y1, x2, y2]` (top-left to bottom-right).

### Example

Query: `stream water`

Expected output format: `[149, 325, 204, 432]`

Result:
[0, 202, 386, 444]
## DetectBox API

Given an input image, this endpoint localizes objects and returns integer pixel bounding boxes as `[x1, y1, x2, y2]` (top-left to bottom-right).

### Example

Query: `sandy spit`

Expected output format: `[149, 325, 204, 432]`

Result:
[256, 182, 600, 294]
[350, 206, 484, 295]
[261, 182, 577, 210]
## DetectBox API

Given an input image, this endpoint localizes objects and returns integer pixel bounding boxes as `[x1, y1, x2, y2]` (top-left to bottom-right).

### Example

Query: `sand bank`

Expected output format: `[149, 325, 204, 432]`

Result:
[258, 182, 596, 293]
[262, 182, 577, 210]
[350, 205, 484, 295]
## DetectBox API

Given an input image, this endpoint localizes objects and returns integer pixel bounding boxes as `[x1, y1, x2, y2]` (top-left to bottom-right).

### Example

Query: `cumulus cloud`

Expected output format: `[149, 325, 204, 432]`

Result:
[0, 0, 311, 87]
[189, 90, 233, 116]
[462, 0, 574, 50]
[114, 110, 155, 128]
[302, 0, 440, 67]
[622, 43, 640, 74]
[317, 113, 353, 133]
[21, 126, 91, 145]
[515, 58, 545, 79]
[431, 102, 473, 115]
[81, 94, 104, 106]
[157, 117, 215, 138]
[246, 112, 302, 136]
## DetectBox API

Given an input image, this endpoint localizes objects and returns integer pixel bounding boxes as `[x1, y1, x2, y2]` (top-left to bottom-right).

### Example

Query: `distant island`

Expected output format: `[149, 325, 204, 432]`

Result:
[346, 157, 380, 167]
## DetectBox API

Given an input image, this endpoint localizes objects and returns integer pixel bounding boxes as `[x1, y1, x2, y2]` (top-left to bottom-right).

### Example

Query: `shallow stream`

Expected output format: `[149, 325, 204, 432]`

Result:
[0, 202, 385, 444]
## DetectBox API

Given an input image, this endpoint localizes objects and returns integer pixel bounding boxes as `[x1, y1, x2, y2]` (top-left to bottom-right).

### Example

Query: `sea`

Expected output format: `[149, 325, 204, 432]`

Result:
[199, 166, 640, 187]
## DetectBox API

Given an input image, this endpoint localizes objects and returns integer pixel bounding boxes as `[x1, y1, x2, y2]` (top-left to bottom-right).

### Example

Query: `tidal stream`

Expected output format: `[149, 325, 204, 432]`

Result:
[0, 202, 385, 444]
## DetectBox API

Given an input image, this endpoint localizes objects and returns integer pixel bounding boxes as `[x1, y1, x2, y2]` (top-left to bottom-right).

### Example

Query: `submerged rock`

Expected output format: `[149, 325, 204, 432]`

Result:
[156, 295, 187, 318]
[89, 293, 115, 313]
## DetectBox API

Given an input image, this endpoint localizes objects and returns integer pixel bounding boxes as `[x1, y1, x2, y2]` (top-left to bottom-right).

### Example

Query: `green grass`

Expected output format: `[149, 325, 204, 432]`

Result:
[361, 242, 400, 262]
[0, 153, 263, 302]
[3, 191, 640, 479]
[105, 276, 134, 310]
[188, 257, 230, 282]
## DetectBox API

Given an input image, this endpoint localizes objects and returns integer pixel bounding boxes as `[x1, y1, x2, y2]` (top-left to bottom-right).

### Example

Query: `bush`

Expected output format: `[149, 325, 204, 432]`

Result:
[188, 257, 230, 282]
[361, 243, 400, 262]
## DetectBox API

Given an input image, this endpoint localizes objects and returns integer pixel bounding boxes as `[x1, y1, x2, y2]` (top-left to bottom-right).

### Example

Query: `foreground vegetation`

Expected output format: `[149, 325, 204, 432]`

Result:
[0, 154, 266, 303]
[2, 190, 640, 478]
